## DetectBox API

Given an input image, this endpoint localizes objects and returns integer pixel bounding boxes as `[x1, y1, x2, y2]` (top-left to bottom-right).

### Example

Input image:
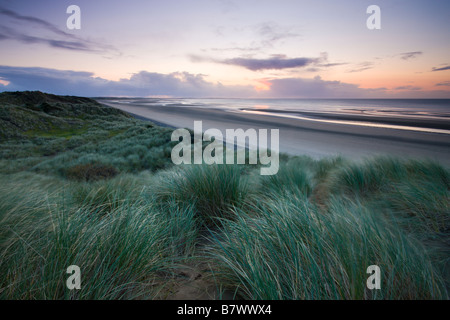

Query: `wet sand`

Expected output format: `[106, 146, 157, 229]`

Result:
[99, 99, 450, 166]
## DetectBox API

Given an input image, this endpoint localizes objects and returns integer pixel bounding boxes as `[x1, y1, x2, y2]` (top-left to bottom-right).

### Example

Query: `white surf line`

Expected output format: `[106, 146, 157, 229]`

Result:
[240, 109, 450, 135]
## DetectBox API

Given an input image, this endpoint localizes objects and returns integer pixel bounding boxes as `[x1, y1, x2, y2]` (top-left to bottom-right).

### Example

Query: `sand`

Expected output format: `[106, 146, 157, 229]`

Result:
[99, 99, 450, 166]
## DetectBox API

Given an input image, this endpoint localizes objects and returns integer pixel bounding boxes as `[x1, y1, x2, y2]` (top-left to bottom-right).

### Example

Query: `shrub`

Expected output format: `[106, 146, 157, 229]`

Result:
[328, 157, 408, 198]
[153, 164, 249, 228]
[66, 163, 119, 181]
[314, 156, 346, 181]
[261, 159, 313, 197]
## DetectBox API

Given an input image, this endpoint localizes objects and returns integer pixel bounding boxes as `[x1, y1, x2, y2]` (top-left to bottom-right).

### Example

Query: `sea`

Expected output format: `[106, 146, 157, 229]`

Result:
[111, 98, 450, 116]
[107, 98, 450, 134]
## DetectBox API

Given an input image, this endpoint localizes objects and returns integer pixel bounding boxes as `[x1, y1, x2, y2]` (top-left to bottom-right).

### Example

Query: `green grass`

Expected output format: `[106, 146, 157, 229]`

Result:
[0, 172, 199, 299]
[24, 126, 89, 139]
[0, 91, 176, 176]
[0, 92, 448, 300]
[260, 156, 314, 197]
[152, 164, 250, 228]
[207, 194, 446, 299]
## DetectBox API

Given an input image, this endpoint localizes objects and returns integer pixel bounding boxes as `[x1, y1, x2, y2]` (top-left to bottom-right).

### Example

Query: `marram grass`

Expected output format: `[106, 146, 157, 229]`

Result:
[0, 92, 448, 299]
[1, 155, 448, 300]
[0, 173, 199, 299]
[207, 193, 447, 299]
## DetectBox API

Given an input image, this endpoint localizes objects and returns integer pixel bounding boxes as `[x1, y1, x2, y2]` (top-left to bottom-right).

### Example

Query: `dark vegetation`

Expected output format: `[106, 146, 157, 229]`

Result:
[0, 91, 176, 177]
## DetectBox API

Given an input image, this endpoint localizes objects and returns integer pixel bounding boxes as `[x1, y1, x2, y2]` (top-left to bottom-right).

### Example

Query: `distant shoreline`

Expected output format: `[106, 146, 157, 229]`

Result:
[99, 99, 450, 166]
[239, 108, 450, 131]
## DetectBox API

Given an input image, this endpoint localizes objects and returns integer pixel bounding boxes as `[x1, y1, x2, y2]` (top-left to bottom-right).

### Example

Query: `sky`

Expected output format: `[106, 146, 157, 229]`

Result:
[0, 0, 449, 98]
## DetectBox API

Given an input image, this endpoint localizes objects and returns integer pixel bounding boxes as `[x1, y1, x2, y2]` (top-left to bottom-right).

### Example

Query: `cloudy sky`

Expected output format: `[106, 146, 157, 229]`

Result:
[0, 0, 449, 98]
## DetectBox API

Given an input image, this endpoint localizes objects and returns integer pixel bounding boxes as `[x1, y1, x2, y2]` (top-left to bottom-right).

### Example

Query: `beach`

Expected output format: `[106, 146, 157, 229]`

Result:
[99, 99, 450, 166]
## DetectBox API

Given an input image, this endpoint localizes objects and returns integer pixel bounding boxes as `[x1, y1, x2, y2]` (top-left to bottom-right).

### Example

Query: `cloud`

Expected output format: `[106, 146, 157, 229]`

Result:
[317, 62, 348, 68]
[435, 81, 450, 87]
[255, 21, 300, 47]
[0, 7, 70, 37]
[345, 52, 426, 73]
[222, 56, 319, 71]
[262, 77, 450, 98]
[393, 85, 422, 91]
[209, 21, 300, 52]
[259, 76, 387, 99]
[0, 65, 254, 98]
[432, 65, 450, 72]
[346, 62, 374, 73]
[1, 65, 448, 99]
[0, 25, 95, 52]
[206, 47, 262, 53]
[0, 6, 118, 54]
[190, 52, 342, 72]
[399, 51, 423, 60]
